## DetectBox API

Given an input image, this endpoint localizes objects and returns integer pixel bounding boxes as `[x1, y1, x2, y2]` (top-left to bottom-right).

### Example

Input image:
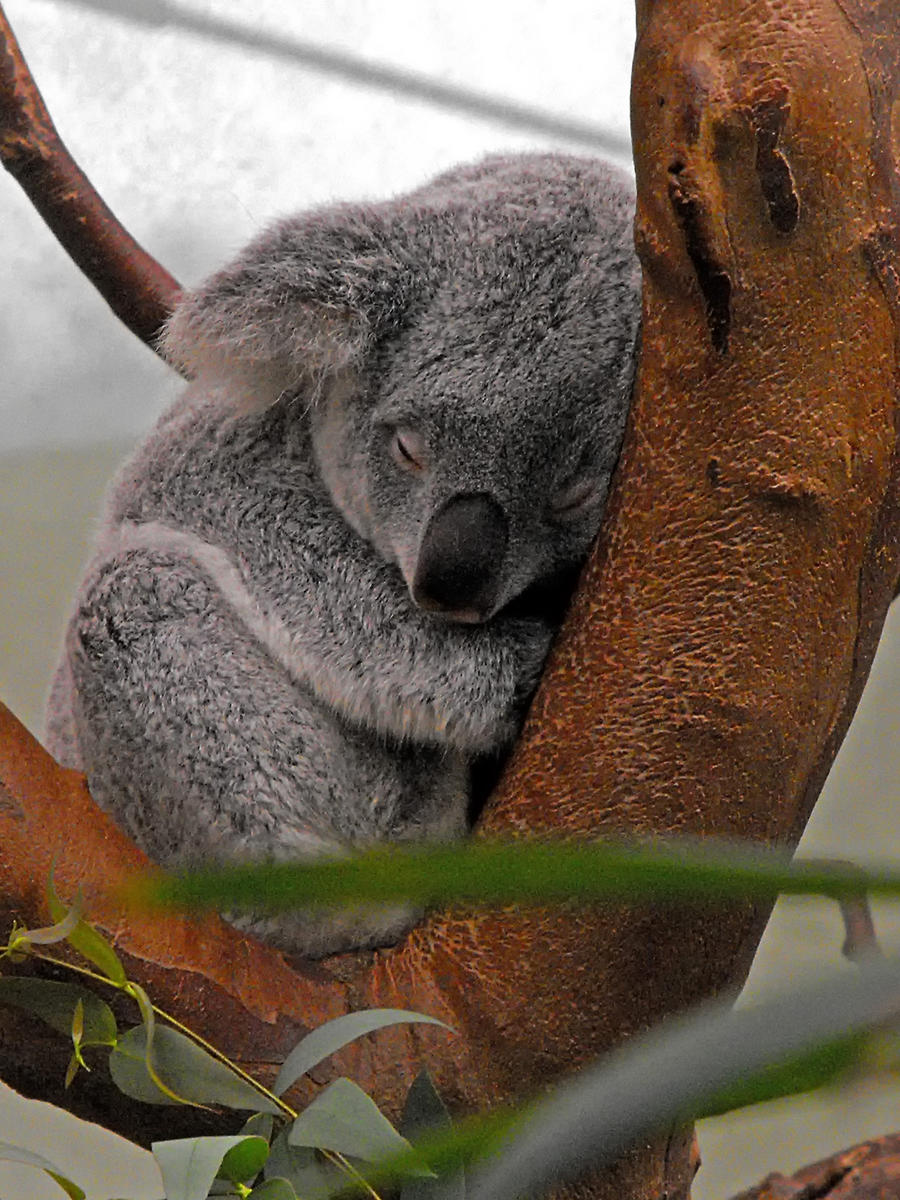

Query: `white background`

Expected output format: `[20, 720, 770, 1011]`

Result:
[2, 2, 900, 1197]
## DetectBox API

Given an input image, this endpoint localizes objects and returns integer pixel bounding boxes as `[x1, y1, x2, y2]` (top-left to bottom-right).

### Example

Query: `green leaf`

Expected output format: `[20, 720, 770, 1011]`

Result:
[263, 1132, 317, 1184]
[699, 1032, 868, 1118]
[400, 1072, 463, 1200]
[218, 1136, 269, 1184]
[64, 1052, 80, 1089]
[9, 904, 82, 947]
[468, 956, 900, 1200]
[400, 1071, 452, 1138]
[240, 1112, 275, 1142]
[71, 997, 84, 1044]
[274, 1009, 452, 1096]
[249, 1179, 297, 1199]
[0, 977, 117, 1046]
[45, 1173, 87, 1200]
[47, 877, 127, 985]
[153, 1136, 259, 1200]
[0, 1141, 86, 1199]
[287, 1161, 350, 1198]
[263, 1133, 348, 1198]
[125, 986, 196, 1107]
[135, 836, 900, 914]
[288, 1077, 425, 1170]
[319, 1106, 518, 1197]
[110, 1023, 281, 1112]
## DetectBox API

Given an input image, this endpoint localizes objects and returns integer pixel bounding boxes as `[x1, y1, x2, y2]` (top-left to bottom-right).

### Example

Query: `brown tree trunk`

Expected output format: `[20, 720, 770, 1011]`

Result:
[3, 2, 900, 1198]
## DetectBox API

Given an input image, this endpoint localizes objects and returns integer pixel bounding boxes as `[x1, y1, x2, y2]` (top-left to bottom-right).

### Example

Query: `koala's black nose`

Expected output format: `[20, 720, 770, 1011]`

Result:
[412, 492, 508, 622]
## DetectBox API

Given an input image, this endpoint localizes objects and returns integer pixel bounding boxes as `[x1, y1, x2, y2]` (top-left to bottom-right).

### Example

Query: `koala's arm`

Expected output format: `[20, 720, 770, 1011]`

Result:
[261, 544, 556, 756]
[286, 590, 553, 754]
[91, 514, 553, 759]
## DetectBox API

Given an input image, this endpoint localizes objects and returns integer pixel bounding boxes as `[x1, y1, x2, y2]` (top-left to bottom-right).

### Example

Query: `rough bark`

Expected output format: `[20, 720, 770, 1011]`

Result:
[729, 1132, 900, 1199]
[3, 2, 900, 1198]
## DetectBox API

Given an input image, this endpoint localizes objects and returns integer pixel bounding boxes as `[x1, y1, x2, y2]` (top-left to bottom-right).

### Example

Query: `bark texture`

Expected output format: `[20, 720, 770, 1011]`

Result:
[3, 2, 900, 1198]
[730, 1133, 900, 1199]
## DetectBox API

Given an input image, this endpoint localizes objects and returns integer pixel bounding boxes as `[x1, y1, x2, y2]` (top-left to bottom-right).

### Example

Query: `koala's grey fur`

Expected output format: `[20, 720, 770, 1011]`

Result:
[46, 153, 640, 959]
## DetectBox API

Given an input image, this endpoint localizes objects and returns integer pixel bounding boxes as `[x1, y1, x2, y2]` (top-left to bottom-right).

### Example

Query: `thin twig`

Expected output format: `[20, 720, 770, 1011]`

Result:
[837, 895, 883, 963]
[803, 858, 884, 963]
[23, 944, 385, 1196]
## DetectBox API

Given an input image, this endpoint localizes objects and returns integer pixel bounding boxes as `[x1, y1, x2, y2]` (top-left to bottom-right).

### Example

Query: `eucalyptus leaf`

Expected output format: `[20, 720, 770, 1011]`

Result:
[0, 1141, 86, 1199]
[288, 1077, 426, 1171]
[44, 1171, 86, 1200]
[124, 988, 194, 1107]
[153, 1136, 259, 1200]
[205, 1181, 237, 1197]
[468, 956, 900, 1200]
[400, 1070, 452, 1138]
[249, 1179, 297, 1199]
[141, 836, 900, 913]
[218, 1136, 269, 1184]
[400, 1072, 464, 1200]
[241, 1112, 275, 1142]
[287, 1160, 348, 1199]
[71, 997, 84, 1044]
[274, 1008, 452, 1096]
[11, 904, 81, 946]
[110, 1024, 280, 1112]
[0, 977, 117, 1046]
[263, 1132, 316, 1183]
[305, 1105, 518, 1196]
[263, 1134, 344, 1199]
[64, 1051, 80, 1089]
[47, 878, 127, 985]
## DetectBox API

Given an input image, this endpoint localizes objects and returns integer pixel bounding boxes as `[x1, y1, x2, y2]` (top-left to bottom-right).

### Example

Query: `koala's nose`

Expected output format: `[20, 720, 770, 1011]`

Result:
[412, 492, 509, 622]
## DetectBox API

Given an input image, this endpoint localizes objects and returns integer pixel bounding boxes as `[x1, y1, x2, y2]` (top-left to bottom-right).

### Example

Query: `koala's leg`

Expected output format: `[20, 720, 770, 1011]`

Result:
[63, 548, 468, 958]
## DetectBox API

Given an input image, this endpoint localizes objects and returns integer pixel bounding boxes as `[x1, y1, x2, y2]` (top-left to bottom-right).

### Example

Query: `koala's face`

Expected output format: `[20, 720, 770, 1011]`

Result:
[311, 364, 626, 625]
[166, 153, 640, 624]
[310, 172, 639, 624]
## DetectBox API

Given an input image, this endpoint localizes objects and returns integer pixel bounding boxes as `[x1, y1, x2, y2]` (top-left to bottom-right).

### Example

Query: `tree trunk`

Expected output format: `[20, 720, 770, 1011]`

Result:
[2, 2, 900, 1197]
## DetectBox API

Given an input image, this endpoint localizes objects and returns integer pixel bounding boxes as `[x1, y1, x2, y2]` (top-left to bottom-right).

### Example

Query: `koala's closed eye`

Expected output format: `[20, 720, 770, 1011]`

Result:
[549, 475, 605, 519]
[391, 428, 428, 472]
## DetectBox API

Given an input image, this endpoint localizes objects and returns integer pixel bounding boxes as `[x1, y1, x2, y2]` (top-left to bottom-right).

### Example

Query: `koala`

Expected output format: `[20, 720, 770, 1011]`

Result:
[45, 152, 640, 959]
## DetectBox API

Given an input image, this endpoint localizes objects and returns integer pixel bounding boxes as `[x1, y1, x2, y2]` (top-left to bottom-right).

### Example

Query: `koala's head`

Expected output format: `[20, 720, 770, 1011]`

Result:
[163, 154, 640, 624]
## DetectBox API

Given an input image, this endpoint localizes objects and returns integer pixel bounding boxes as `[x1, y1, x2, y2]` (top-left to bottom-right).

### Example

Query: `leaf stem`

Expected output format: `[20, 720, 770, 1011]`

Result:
[27, 948, 124, 990]
[16, 942, 382, 1197]
[150, 1001, 297, 1120]
[26, 947, 295, 1118]
[323, 1149, 383, 1200]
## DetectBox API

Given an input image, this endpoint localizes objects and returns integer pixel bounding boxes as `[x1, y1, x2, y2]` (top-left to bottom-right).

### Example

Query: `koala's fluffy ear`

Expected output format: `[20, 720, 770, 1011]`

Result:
[161, 207, 418, 409]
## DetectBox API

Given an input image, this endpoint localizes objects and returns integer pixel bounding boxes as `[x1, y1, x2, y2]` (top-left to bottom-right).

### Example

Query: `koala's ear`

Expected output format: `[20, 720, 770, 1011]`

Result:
[160, 208, 418, 409]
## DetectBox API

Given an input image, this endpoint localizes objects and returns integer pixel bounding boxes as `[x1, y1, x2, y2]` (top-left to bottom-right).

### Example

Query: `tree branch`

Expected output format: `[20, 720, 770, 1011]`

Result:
[730, 1132, 900, 1200]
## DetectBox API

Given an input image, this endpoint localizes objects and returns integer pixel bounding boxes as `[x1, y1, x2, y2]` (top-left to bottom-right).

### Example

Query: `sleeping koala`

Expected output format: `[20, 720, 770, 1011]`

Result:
[45, 153, 640, 958]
